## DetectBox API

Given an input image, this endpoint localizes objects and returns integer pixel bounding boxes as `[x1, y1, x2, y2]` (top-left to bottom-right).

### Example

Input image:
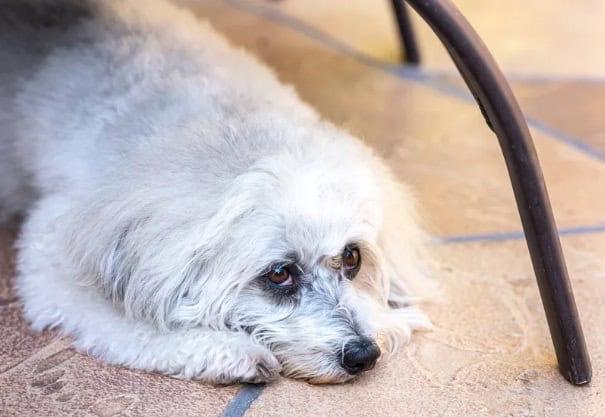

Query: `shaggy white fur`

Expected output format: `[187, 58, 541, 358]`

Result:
[0, 0, 431, 384]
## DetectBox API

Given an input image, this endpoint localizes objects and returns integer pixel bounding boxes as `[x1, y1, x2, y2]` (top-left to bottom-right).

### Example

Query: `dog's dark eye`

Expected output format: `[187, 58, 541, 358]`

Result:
[343, 247, 361, 270]
[266, 266, 293, 286]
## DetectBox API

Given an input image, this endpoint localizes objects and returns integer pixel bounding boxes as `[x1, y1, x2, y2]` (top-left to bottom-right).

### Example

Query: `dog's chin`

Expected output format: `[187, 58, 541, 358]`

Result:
[306, 374, 356, 385]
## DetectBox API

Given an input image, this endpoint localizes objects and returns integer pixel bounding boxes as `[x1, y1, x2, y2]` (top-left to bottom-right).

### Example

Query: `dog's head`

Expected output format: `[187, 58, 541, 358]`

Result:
[67, 121, 429, 383]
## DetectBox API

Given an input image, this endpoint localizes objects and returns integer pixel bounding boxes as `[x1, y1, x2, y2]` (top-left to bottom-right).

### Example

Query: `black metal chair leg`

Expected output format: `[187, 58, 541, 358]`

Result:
[403, 0, 591, 385]
[390, 0, 420, 65]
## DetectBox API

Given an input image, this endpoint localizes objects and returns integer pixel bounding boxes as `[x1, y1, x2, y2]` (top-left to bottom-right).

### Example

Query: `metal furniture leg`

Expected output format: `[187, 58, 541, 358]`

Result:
[390, 0, 420, 64]
[401, 0, 591, 385]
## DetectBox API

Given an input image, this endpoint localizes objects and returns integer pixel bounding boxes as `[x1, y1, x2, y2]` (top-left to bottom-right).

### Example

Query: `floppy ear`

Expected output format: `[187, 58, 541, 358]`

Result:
[61, 199, 144, 302]
[377, 177, 436, 307]
[62, 177, 264, 331]
[63, 204, 206, 330]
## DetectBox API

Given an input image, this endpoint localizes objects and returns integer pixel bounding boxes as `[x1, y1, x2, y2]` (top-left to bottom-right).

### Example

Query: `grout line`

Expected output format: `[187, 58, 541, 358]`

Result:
[472, 73, 605, 84]
[386, 68, 605, 84]
[430, 223, 605, 245]
[525, 116, 605, 162]
[222, 0, 605, 164]
[220, 384, 265, 417]
[222, 0, 389, 71]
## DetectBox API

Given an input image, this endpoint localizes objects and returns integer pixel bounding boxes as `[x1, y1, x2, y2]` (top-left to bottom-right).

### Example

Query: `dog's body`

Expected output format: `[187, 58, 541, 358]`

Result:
[0, 0, 430, 384]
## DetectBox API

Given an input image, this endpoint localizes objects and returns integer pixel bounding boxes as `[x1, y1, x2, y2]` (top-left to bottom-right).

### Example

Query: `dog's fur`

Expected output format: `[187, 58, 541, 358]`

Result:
[0, 0, 431, 384]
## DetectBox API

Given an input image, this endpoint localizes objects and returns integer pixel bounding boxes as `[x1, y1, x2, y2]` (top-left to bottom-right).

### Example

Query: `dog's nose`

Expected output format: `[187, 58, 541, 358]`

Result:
[340, 338, 381, 375]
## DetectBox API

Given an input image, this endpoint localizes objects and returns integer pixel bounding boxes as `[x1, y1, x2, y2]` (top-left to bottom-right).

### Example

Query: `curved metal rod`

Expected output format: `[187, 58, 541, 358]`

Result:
[403, 0, 591, 385]
[390, 0, 421, 64]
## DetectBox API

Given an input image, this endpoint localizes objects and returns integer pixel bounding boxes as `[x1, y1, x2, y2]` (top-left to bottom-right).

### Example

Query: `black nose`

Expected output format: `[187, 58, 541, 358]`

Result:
[340, 338, 381, 375]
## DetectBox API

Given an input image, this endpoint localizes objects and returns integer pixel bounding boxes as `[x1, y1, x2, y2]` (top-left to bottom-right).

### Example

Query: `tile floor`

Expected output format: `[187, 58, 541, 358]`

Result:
[1, 1, 604, 416]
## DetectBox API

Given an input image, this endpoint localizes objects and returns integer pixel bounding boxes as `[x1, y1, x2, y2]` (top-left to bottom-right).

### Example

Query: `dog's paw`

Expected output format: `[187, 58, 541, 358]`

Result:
[172, 337, 281, 384]
[206, 344, 282, 384]
[239, 350, 282, 384]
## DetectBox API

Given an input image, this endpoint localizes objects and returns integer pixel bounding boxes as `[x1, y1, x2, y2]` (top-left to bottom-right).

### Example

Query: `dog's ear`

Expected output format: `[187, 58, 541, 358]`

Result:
[62, 179, 262, 331]
[377, 178, 436, 306]
[66, 211, 211, 330]
[59, 193, 203, 329]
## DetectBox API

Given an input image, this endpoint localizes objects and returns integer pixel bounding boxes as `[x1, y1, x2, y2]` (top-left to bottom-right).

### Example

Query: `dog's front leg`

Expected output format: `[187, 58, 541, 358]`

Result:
[116, 326, 282, 384]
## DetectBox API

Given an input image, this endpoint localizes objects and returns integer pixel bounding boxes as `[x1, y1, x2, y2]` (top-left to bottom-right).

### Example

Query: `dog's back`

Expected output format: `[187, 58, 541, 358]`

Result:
[0, 0, 319, 222]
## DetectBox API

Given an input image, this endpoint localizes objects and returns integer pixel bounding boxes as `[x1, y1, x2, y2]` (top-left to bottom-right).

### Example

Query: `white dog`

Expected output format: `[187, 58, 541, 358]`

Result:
[0, 0, 431, 384]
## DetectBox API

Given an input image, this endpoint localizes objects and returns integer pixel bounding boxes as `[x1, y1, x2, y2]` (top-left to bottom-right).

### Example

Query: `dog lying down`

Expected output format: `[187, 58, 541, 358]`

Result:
[0, 0, 432, 384]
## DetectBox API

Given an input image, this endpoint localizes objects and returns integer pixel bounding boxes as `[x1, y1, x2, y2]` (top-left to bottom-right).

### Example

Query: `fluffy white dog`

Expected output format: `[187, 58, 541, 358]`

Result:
[0, 0, 431, 384]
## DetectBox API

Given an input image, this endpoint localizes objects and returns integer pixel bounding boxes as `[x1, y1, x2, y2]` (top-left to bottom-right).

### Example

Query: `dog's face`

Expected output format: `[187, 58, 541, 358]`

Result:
[66, 124, 425, 383]
[165, 137, 419, 383]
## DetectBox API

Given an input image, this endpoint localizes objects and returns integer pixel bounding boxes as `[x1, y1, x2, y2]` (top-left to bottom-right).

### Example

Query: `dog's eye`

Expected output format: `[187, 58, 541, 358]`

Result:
[343, 247, 361, 270]
[266, 266, 293, 286]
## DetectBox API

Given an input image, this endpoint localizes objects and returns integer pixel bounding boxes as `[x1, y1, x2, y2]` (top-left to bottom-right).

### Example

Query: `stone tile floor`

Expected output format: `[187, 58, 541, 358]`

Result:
[1, 0, 604, 416]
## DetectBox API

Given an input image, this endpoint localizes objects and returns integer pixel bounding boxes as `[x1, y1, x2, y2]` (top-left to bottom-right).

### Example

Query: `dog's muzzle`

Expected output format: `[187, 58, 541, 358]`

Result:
[340, 337, 380, 375]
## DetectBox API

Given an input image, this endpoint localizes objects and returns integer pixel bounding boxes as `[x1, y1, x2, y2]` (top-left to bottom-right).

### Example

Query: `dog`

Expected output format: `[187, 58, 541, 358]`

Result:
[0, 0, 431, 384]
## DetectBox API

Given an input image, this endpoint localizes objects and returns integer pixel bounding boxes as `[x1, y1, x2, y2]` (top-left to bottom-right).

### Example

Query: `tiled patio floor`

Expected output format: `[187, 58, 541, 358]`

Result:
[1, 1, 604, 416]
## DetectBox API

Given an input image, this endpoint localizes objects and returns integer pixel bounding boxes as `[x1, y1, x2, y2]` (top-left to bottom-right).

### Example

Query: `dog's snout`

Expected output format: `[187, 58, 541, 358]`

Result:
[340, 338, 380, 375]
